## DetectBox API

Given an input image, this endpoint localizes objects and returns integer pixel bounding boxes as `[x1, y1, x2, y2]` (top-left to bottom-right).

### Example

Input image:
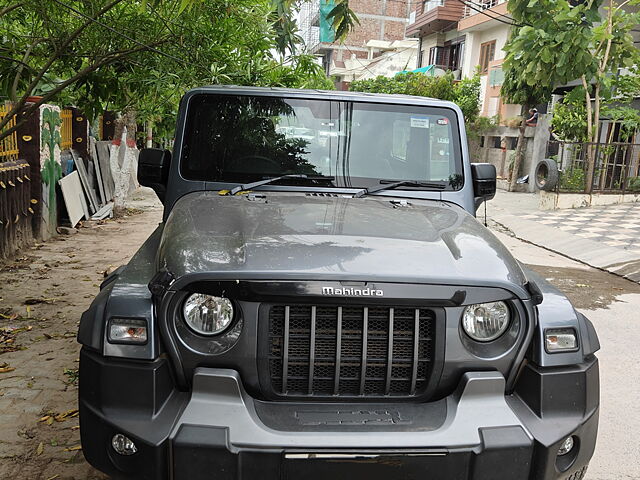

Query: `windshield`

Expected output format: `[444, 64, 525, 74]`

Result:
[180, 94, 464, 190]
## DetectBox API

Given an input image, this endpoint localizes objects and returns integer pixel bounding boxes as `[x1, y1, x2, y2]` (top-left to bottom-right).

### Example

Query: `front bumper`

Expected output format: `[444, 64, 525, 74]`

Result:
[79, 349, 598, 480]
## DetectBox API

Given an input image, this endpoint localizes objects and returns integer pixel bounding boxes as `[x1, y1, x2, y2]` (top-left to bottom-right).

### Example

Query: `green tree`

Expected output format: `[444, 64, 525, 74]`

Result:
[501, 0, 600, 190]
[0, 0, 352, 143]
[502, 0, 640, 192]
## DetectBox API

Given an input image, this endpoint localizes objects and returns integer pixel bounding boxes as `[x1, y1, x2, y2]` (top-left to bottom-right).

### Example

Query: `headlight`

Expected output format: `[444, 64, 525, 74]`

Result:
[183, 293, 234, 336]
[462, 301, 510, 342]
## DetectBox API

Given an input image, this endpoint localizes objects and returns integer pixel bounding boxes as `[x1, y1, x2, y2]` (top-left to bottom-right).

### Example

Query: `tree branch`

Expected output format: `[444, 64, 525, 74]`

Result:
[0, 2, 24, 17]
[11, 38, 39, 102]
[0, 0, 125, 133]
[0, 41, 168, 142]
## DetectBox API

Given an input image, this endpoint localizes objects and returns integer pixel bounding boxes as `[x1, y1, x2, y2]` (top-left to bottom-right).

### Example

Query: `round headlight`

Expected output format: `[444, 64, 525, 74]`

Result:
[462, 301, 510, 342]
[183, 294, 234, 336]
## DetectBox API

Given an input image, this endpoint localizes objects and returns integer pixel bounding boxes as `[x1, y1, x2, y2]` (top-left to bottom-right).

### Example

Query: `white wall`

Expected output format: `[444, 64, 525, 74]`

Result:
[460, 24, 510, 78]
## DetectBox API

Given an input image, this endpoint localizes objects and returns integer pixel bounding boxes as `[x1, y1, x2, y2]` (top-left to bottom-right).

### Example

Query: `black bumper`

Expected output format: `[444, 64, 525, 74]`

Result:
[79, 349, 598, 480]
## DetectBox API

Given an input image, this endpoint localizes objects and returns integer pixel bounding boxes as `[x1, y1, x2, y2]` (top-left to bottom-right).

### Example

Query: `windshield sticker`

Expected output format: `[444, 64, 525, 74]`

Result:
[437, 118, 449, 125]
[410, 117, 429, 128]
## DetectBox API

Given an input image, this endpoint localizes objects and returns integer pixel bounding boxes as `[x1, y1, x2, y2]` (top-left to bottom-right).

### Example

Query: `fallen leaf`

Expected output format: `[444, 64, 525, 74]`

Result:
[64, 445, 82, 451]
[46, 475, 59, 480]
[38, 415, 51, 423]
[575, 283, 590, 288]
[36, 442, 44, 455]
[0, 366, 15, 373]
[46, 417, 54, 426]
[25, 297, 58, 305]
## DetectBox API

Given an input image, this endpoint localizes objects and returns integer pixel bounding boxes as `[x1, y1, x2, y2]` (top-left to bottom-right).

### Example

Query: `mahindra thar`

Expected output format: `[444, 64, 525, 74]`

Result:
[78, 86, 600, 480]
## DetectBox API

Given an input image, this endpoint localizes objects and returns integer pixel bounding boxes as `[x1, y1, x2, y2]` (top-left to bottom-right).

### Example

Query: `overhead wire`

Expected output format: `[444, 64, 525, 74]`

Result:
[451, 0, 526, 26]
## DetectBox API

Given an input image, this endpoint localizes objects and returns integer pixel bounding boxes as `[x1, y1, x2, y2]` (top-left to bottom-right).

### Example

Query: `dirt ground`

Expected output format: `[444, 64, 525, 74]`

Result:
[0, 191, 162, 479]
[0, 190, 638, 479]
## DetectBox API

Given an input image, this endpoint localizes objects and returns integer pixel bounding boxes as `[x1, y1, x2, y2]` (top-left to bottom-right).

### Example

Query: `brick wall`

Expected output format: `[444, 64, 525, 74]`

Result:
[331, 0, 410, 49]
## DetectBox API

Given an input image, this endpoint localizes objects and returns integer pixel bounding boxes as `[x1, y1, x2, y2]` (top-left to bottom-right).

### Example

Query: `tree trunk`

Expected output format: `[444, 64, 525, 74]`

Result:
[109, 126, 138, 216]
[112, 110, 137, 146]
[145, 121, 153, 148]
[585, 83, 601, 194]
[509, 105, 529, 192]
[581, 76, 595, 194]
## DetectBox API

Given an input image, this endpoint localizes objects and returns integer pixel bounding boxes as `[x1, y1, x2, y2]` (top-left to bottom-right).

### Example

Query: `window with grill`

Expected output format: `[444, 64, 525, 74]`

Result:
[479, 40, 496, 74]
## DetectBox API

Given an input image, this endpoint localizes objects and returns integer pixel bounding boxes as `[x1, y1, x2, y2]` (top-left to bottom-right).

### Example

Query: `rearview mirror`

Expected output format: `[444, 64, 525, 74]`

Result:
[471, 163, 496, 209]
[138, 148, 171, 202]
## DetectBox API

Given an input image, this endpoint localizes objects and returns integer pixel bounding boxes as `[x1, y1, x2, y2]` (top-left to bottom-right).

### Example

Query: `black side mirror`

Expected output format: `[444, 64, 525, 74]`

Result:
[471, 163, 496, 209]
[138, 148, 171, 202]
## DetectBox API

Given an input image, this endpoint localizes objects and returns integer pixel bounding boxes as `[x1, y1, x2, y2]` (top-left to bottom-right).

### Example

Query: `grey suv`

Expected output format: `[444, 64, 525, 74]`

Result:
[78, 86, 600, 480]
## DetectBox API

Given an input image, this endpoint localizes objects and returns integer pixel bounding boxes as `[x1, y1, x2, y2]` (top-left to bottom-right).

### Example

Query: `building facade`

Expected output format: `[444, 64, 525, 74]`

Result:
[406, 0, 521, 121]
[299, 0, 415, 88]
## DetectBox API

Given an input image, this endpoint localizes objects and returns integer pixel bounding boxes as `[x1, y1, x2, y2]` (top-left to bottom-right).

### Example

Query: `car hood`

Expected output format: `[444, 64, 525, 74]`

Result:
[158, 192, 528, 294]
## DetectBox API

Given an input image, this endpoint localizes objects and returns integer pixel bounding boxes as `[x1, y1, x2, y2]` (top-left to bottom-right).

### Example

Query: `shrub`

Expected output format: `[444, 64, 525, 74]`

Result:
[504, 116, 522, 128]
[559, 168, 586, 192]
[350, 71, 481, 123]
[628, 176, 640, 192]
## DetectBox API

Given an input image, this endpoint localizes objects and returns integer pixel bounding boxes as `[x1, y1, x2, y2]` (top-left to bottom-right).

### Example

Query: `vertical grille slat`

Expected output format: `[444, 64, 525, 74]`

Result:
[359, 307, 369, 395]
[334, 307, 342, 395]
[282, 306, 290, 394]
[385, 308, 394, 395]
[267, 304, 435, 398]
[410, 308, 420, 395]
[308, 306, 316, 394]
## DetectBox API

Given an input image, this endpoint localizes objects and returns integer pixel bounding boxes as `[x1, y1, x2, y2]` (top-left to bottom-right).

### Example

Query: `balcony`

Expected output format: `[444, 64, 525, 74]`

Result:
[406, 0, 465, 38]
[458, 0, 508, 31]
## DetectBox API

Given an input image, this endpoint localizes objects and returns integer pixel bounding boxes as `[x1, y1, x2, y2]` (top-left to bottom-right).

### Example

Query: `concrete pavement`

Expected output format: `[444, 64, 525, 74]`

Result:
[488, 191, 640, 282]
[495, 231, 640, 480]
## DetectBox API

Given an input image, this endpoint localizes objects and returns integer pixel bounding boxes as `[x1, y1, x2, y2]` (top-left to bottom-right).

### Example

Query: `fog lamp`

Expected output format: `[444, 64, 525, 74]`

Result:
[462, 301, 510, 342]
[183, 293, 234, 336]
[107, 318, 148, 344]
[557, 436, 574, 456]
[111, 433, 137, 456]
[545, 328, 578, 353]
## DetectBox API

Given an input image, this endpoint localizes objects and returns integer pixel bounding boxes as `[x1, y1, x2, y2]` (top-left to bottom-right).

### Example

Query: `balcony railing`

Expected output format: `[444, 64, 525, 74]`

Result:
[423, 0, 445, 12]
[463, 0, 505, 18]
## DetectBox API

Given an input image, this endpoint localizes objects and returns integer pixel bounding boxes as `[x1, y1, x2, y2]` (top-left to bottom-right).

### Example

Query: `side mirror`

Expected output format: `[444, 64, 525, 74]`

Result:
[138, 148, 171, 202]
[471, 163, 496, 209]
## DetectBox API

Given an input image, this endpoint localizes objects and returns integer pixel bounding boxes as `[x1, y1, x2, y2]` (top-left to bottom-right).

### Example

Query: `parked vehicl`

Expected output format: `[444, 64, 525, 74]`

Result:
[78, 86, 599, 480]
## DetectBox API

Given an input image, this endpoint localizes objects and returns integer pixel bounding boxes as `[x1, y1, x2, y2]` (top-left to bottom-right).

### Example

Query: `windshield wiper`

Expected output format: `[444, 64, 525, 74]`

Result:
[353, 180, 447, 198]
[227, 174, 335, 195]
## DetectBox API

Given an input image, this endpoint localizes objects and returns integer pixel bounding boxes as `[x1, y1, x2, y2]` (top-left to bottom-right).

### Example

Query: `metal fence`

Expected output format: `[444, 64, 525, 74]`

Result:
[547, 141, 640, 194]
[0, 104, 19, 162]
[60, 108, 73, 150]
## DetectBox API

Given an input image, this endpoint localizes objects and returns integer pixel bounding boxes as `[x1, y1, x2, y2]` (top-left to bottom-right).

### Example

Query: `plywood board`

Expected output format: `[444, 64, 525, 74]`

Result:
[96, 141, 115, 201]
[59, 171, 88, 227]
[91, 202, 113, 220]
[90, 138, 106, 205]
[71, 150, 99, 213]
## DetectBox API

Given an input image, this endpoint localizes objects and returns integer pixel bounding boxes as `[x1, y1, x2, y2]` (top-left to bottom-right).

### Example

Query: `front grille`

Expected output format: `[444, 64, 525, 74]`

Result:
[267, 305, 435, 398]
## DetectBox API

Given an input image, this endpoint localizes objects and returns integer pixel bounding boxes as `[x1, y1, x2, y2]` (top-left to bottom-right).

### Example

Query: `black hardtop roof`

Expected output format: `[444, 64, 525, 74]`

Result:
[183, 85, 462, 112]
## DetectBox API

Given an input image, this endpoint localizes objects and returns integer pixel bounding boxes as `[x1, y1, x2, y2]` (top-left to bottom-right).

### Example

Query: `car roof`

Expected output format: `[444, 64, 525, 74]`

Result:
[183, 85, 462, 111]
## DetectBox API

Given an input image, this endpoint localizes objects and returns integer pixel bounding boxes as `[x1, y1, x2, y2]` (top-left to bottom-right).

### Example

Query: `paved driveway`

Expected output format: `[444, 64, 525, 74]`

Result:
[519, 202, 640, 255]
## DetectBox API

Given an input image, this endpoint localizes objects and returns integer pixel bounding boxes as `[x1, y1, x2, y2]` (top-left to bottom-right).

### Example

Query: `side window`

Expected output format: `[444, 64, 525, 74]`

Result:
[479, 40, 496, 74]
[392, 119, 410, 160]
